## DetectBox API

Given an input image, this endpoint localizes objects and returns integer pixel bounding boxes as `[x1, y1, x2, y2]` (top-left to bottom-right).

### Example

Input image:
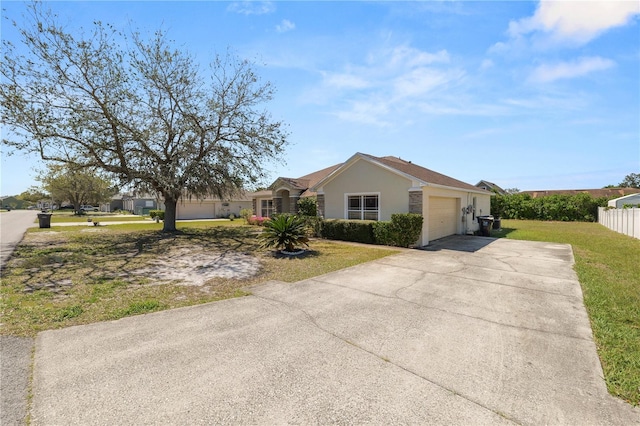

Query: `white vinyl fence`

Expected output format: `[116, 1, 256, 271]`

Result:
[598, 207, 640, 239]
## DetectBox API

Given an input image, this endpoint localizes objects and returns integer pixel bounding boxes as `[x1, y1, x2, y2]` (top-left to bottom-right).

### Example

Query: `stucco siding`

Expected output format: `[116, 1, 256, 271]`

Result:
[177, 200, 216, 220]
[177, 199, 252, 219]
[321, 159, 411, 221]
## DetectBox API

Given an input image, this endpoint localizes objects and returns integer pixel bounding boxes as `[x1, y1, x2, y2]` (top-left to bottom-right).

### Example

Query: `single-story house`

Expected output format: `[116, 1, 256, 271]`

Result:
[176, 193, 253, 220]
[608, 193, 640, 208]
[476, 180, 506, 195]
[123, 193, 161, 215]
[174, 152, 491, 245]
[1, 196, 29, 210]
[100, 194, 125, 212]
[310, 153, 491, 246]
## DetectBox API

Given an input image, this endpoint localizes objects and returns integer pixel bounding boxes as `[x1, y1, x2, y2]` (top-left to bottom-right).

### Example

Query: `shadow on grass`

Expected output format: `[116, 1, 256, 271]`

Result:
[268, 249, 321, 260]
[490, 227, 517, 239]
[5, 227, 264, 294]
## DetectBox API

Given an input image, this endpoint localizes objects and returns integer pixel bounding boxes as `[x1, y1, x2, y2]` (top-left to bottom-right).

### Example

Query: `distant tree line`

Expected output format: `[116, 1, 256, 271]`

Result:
[491, 193, 609, 222]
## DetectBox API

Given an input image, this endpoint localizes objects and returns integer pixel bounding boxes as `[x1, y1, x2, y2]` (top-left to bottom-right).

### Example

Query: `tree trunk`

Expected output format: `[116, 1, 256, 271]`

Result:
[163, 197, 178, 232]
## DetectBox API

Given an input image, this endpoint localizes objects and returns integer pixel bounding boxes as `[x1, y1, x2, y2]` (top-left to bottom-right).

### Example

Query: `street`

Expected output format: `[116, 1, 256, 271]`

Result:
[0, 209, 38, 266]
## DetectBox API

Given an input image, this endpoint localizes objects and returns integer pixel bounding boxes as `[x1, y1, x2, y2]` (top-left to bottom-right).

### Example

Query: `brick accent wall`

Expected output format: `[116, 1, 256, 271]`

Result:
[317, 194, 325, 218]
[289, 196, 299, 214]
[409, 191, 422, 215]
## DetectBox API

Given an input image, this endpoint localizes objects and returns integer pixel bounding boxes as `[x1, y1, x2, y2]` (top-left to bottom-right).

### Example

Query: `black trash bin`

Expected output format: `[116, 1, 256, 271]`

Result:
[38, 213, 52, 229]
[477, 215, 494, 237]
[492, 217, 501, 230]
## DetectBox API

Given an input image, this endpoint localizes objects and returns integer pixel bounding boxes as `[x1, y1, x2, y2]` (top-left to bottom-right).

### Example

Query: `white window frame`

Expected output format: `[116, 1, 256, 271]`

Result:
[260, 199, 274, 217]
[344, 192, 380, 221]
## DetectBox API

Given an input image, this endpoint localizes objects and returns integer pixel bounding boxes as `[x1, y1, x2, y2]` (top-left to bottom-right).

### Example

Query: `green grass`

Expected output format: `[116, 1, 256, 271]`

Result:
[1, 224, 398, 338]
[495, 220, 640, 406]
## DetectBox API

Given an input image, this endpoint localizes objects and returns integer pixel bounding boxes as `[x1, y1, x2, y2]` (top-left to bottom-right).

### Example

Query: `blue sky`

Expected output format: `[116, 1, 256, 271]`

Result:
[1, 1, 639, 196]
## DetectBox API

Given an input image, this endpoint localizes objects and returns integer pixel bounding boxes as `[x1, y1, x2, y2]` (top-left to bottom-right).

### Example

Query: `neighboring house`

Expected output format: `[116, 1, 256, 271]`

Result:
[520, 188, 640, 199]
[36, 199, 57, 210]
[176, 193, 253, 220]
[1, 196, 29, 209]
[608, 193, 640, 208]
[100, 194, 125, 212]
[310, 153, 491, 246]
[123, 193, 161, 215]
[476, 180, 506, 195]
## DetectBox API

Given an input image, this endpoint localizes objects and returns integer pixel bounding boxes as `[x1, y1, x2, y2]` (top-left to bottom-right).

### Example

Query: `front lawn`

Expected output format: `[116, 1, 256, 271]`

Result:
[0, 225, 398, 337]
[495, 219, 640, 406]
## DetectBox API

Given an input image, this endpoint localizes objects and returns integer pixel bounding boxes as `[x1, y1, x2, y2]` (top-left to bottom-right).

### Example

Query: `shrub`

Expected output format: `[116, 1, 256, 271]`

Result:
[492, 193, 609, 222]
[239, 208, 253, 223]
[297, 196, 318, 217]
[391, 213, 423, 247]
[372, 213, 423, 247]
[259, 214, 310, 252]
[247, 215, 268, 226]
[301, 216, 323, 237]
[321, 219, 375, 244]
[149, 210, 165, 220]
[372, 221, 394, 245]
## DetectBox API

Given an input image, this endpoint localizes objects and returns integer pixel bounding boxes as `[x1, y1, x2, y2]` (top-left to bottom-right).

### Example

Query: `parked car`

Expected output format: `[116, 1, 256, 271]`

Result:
[81, 205, 99, 212]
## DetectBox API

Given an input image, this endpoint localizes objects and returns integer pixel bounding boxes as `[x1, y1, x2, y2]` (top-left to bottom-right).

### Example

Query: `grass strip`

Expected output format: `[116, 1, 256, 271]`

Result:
[1, 225, 397, 337]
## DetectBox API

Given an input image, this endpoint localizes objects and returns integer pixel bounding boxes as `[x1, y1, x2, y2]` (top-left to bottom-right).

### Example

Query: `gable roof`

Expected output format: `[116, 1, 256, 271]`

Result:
[520, 188, 640, 199]
[476, 180, 506, 195]
[313, 152, 489, 194]
[611, 192, 640, 202]
[270, 163, 343, 197]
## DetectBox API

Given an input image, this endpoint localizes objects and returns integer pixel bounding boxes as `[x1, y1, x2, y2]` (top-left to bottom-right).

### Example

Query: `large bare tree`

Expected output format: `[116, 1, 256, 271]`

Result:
[1, 3, 288, 231]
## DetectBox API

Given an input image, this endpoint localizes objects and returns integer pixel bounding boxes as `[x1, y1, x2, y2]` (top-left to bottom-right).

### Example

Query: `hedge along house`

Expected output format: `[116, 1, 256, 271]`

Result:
[311, 153, 492, 246]
[252, 164, 343, 217]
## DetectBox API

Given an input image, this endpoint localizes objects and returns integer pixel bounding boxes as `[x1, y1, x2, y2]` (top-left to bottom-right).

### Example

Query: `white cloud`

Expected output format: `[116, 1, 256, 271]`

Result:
[311, 44, 463, 125]
[333, 100, 392, 126]
[276, 19, 295, 33]
[323, 72, 370, 90]
[509, 1, 639, 45]
[528, 56, 616, 83]
[393, 67, 461, 98]
[227, 1, 275, 15]
[386, 46, 450, 68]
[480, 59, 494, 70]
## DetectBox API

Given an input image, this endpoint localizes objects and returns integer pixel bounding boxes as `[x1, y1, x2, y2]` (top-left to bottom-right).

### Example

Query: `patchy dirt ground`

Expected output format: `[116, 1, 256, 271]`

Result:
[131, 247, 262, 286]
[11, 230, 263, 290]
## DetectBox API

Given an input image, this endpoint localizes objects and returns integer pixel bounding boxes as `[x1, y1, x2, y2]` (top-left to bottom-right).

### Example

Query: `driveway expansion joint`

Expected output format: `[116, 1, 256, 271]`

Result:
[251, 291, 522, 425]
[307, 278, 592, 343]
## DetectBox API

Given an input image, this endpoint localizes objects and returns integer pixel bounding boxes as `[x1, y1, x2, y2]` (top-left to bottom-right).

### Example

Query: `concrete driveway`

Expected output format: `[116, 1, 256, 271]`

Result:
[31, 236, 639, 425]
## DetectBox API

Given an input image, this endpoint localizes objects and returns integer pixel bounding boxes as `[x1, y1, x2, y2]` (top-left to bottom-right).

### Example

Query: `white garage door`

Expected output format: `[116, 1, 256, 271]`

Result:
[428, 197, 458, 241]
[177, 202, 215, 220]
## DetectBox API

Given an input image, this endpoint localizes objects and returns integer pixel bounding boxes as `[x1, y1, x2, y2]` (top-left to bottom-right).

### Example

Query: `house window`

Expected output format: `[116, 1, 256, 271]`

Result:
[261, 199, 274, 217]
[347, 194, 379, 221]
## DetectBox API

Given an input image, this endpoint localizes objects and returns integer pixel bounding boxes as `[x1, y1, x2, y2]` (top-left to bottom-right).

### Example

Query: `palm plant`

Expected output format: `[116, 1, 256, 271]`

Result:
[259, 214, 309, 252]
